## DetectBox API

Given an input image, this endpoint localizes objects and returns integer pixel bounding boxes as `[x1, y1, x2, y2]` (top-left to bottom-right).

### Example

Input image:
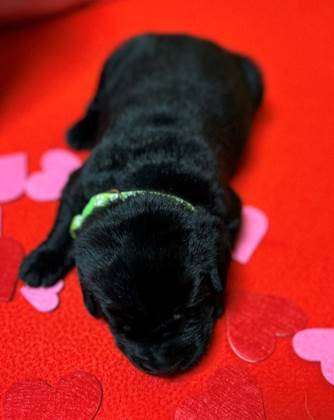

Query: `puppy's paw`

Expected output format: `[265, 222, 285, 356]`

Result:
[20, 247, 67, 287]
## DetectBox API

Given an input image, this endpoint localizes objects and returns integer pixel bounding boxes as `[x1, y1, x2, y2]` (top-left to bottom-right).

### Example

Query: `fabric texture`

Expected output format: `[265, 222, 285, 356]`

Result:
[0, 1, 334, 419]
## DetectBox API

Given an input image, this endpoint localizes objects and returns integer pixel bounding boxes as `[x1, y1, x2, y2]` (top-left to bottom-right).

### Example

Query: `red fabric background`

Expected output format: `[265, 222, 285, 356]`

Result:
[0, 1, 333, 418]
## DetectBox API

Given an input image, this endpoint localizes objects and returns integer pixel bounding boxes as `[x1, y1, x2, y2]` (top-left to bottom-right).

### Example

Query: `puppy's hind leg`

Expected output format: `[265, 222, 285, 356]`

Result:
[68, 35, 156, 150]
[67, 57, 109, 150]
[67, 106, 101, 150]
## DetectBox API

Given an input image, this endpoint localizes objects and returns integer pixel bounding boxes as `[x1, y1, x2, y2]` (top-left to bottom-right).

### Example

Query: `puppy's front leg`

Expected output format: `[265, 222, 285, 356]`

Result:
[20, 169, 85, 287]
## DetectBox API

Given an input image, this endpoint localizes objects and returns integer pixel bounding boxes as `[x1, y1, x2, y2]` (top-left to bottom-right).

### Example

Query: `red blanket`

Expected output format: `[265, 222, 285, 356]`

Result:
[1, 1, 333, 418]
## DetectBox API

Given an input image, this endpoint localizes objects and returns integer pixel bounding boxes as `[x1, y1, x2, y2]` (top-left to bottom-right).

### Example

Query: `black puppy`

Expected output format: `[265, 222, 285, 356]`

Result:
[20, 34, 263, 376]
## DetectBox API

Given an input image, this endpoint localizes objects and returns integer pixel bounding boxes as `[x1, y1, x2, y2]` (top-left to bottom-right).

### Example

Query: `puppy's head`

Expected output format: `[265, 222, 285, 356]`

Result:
[74, 194, 232, 376]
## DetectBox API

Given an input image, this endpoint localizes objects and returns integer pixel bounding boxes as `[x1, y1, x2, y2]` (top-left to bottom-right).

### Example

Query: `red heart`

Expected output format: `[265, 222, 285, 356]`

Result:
[175, 366, 265, 420]
[3, 371, 102, 420]
[226, 291, 307, 362]
[0, 237, 24, 301]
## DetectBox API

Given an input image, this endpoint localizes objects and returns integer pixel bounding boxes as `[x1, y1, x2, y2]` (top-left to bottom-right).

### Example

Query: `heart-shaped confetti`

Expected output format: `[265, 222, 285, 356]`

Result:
[232, 205, 268, 264]
[0, 235, 24, 301]
[21, 280, 64, 313]
[26, 149, 81, 201]
[227, 291, 307, 362]
[293, 328, 334, 386]
[0, 152, 27, 203]
[3, 371, 102, 420]
[175, 365, 266, 420]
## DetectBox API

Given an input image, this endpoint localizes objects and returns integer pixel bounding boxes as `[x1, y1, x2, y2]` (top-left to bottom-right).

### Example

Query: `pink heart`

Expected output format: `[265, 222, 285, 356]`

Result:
[26, 149, 81, 201]
[232, 205, 268, 264]
[20, 280, 64, 312]
[293, 328, 334, 386]
[0, 153, 27, 203]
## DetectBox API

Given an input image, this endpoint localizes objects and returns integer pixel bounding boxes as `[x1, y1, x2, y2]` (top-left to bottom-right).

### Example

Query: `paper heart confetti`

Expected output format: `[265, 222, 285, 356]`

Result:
[21, 280, 64, 313]
[175, 365, 266, 420]
[227, 291, 307, 362]
[232, 205, 268, 264]
[293, 328, 334, 386]
[3, 370, 102, 420]
[26, 149, 81, 201]
[0, 152, 27, 203]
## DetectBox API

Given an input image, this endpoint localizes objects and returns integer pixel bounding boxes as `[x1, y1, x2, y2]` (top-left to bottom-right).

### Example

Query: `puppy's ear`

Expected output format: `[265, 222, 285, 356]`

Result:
[210, 269, 224, 293]
[221, 185, 242, 245]
[82, 287, 102, 318]
[210, 225, 235, 293]
[206, 270, 225, 312]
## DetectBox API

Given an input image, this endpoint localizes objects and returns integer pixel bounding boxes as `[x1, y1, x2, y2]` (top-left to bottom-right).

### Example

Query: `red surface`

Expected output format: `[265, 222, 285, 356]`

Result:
[0, 237, 24, 301]
[0, 0, 95, 25]
[0, 1, 334, 419]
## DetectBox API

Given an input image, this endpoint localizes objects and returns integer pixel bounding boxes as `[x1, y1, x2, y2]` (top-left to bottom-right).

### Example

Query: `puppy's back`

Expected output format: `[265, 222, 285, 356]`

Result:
[96, 34, 263, 178]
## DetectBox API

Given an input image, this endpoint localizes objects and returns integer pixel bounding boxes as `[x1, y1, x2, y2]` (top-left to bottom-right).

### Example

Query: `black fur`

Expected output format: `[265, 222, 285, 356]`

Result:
[20, 34, 263, 376]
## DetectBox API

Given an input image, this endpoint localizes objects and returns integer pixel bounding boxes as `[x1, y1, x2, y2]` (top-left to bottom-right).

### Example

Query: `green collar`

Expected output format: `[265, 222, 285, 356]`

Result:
[70, 189, 195, 238]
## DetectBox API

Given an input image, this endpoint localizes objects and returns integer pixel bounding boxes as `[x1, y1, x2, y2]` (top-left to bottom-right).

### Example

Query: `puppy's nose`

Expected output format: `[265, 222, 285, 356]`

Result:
[132, 353, 186, 376]
[137, 358, 182, 376]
